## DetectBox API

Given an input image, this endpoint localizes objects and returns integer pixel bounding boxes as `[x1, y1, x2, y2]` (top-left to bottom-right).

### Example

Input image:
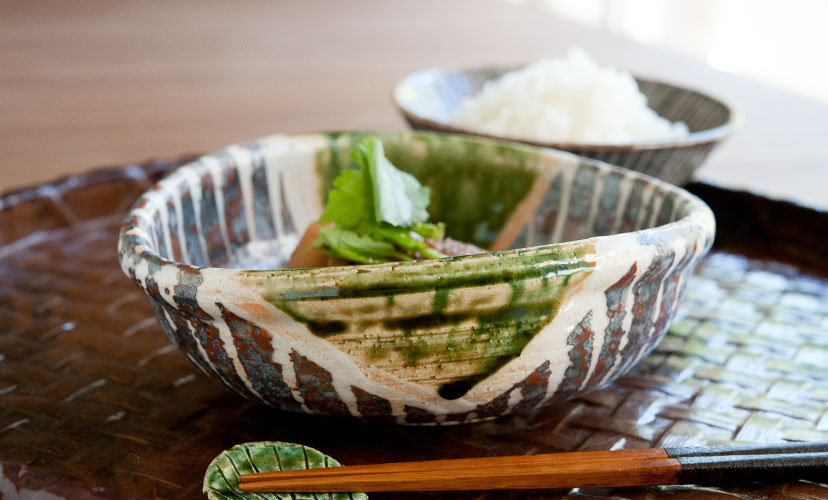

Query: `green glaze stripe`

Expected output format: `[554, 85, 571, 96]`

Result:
[267, 259, 592, 399]
[257, 243, 593, 300]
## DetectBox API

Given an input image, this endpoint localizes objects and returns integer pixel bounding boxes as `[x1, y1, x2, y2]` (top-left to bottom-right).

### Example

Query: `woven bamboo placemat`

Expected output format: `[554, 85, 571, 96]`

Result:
[1, 159, 826, 500]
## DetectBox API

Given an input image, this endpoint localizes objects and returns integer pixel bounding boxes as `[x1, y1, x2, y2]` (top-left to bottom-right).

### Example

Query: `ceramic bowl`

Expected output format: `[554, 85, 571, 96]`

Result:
[118, 131, 714, 425]
[393, 66, 742, 186]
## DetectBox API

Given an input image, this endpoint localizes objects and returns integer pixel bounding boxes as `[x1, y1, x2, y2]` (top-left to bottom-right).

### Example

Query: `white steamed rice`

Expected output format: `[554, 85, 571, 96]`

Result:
[450, 48, 689, 145]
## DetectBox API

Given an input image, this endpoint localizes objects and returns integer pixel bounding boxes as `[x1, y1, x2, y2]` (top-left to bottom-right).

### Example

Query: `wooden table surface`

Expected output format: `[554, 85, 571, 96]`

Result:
[1, 0, 826, 206]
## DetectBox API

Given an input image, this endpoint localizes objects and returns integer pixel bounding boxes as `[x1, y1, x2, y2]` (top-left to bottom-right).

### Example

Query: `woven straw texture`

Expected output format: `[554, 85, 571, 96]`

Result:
[0, 160, 826, 500]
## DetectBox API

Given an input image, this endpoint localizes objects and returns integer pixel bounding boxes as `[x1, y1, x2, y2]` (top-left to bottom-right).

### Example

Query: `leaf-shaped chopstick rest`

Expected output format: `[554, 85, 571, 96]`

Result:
[203, 441, 368, 500]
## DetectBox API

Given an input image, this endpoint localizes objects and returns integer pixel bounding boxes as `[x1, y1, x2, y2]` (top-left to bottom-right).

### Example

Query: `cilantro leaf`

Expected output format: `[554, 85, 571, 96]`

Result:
[318, 168, 371, 229]
[361, 222, 446, 260]
[412, 221, 446, 240]
[313, 136, 447, 264]
[315, 227, 411, 264]
[353, 136, 430, 227]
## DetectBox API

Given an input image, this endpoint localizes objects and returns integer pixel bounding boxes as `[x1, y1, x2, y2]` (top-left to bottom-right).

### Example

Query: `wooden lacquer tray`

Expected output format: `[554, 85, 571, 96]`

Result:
[1, 159, 826, 500]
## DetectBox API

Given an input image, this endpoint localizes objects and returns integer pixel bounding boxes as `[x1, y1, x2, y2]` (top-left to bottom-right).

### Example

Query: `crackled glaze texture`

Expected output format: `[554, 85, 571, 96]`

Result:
[118, 132, 714, 424]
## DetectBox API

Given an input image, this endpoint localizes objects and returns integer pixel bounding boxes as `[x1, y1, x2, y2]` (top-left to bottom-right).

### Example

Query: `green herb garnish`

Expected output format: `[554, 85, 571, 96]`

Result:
[315, 137, 446, 264]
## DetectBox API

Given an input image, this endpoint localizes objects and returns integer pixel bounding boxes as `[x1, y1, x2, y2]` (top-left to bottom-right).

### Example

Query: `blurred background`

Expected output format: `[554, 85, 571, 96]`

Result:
[537, 0, 828, 104]
[1, 0, 826, 206]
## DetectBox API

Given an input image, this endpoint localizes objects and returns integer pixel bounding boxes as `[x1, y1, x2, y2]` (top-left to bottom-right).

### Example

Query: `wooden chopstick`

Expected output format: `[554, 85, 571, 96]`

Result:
[240, 441, 828, 483]
[238, 442, 828, 493]
[241, 455, 680, 492]
[241, 447, 669, 482]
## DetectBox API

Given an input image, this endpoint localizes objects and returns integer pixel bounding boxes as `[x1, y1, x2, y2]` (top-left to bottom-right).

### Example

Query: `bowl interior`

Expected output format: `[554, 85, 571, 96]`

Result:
[393, 67, 735, 148]
[139, 132, 702, 270]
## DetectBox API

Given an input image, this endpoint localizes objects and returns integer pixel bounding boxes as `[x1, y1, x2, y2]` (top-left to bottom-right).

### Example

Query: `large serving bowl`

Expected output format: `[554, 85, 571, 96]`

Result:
[393, 67, 742, 185]
[118, 131, 714, 425]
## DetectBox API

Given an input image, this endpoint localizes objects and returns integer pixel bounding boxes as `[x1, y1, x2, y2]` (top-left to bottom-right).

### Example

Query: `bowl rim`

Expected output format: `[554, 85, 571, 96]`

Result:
[391, 65, 745, 152]
[118, 131, 715, 288]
